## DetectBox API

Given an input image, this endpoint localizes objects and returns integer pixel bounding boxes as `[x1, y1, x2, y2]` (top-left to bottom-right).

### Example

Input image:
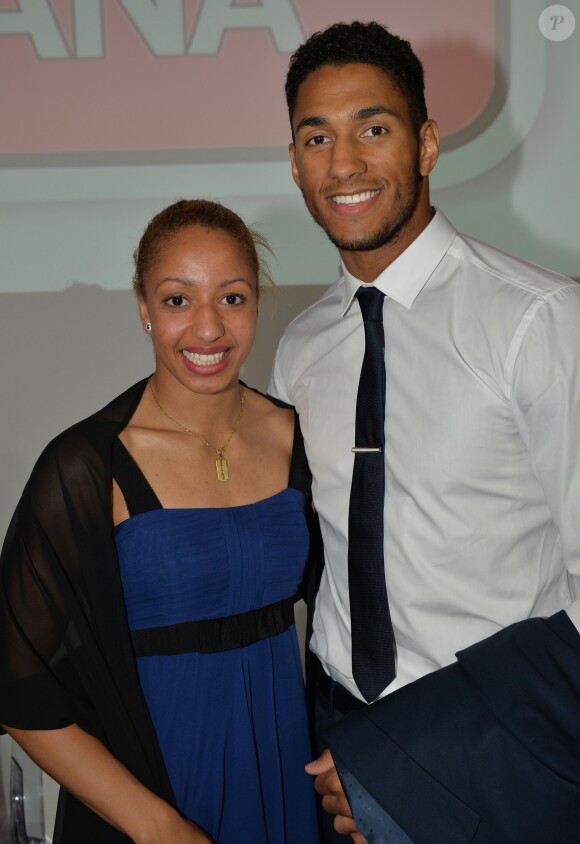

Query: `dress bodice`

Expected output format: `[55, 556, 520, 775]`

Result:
[115, 488, 309, 630]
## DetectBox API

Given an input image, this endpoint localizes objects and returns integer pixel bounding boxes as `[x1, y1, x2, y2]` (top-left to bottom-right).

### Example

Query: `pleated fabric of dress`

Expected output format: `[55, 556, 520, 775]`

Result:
[115, 482, 319, 843]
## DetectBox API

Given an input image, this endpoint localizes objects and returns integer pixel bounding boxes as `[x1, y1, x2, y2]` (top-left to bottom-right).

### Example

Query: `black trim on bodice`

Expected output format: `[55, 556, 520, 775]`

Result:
[112, 438, 162, 516]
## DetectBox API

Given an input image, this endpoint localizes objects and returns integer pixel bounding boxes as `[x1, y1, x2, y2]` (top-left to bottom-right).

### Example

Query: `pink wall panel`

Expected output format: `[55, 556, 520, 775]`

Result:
[0, 0, 496, 158]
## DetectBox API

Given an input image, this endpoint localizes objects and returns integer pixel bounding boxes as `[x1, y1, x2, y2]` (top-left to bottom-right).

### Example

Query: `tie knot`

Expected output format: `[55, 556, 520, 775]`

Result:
[355, 285, 385, 322]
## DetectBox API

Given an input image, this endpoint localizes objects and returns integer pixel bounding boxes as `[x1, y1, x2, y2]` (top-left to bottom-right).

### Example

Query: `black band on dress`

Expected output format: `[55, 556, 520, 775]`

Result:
[131, 595, 297, 656]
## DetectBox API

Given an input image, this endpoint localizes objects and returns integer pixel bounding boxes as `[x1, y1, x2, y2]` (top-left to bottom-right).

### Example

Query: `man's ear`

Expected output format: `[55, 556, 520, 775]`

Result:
[418, 119, 440, 177]
[289, 142, 301, 190]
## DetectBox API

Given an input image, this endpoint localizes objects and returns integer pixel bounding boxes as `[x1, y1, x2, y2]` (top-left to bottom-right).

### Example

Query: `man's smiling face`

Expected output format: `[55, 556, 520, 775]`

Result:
[289, 62, 439, 275]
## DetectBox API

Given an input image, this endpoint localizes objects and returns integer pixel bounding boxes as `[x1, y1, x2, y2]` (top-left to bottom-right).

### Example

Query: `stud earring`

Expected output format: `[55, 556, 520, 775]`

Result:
[145, 323, 152, 332]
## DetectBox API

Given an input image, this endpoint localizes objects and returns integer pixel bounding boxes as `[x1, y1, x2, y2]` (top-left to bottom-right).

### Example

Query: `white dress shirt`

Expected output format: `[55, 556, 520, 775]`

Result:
[269, 210, 580, 702]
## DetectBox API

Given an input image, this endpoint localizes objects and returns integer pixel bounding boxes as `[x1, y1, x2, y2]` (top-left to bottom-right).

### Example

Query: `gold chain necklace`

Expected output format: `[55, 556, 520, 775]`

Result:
[147, 379, 246, 482]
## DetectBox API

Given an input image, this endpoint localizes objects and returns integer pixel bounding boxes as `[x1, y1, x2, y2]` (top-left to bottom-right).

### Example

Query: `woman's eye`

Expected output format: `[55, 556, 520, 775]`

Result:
[223, 293, 245, 305]
[165, 294, 185, 307]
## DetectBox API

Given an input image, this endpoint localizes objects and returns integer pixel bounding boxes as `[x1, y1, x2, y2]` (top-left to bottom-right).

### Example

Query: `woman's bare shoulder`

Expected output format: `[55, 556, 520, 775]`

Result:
[245, 388, 294, 420]
[243, 388, 295, 446]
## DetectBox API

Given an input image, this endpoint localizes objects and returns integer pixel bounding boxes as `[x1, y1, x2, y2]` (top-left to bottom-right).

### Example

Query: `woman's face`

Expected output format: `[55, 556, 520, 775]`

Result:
[138, 225, 258, 396]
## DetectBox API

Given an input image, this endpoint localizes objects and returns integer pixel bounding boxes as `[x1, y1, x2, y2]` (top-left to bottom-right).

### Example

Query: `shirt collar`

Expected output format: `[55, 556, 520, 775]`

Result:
[340, 209, 457, 316]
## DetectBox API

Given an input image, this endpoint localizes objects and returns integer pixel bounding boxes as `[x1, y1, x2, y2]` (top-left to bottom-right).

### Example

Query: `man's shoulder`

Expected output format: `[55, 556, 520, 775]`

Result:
[279, 277, 343, 347]
[450, 231, 577, 300]
[270, 280, 343, 401]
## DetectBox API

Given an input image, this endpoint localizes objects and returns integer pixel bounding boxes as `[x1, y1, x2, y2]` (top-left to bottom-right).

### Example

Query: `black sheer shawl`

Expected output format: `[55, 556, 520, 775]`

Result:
[0, 379, 173, 842]
[0, 378, 316, 842]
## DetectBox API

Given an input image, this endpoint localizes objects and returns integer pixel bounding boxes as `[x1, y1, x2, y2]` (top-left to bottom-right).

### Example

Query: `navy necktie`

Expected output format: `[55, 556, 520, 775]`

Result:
[348, 285, 395, 702]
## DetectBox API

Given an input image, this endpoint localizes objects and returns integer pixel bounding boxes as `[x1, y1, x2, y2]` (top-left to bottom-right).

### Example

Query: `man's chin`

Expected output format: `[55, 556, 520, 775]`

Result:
[326, 227, 393, 253]
[322, 210, 420, 254]
[309, 215, 383, 253]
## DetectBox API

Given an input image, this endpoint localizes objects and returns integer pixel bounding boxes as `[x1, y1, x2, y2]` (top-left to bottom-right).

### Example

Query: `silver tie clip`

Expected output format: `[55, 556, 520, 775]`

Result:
[351, 447, 382, 453]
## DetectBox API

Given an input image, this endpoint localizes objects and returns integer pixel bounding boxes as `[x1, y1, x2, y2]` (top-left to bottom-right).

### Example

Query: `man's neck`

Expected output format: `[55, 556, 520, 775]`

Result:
[340, 205, 435, 283]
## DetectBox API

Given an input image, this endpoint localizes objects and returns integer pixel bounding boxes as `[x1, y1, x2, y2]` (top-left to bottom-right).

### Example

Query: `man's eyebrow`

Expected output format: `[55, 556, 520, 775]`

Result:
[353, 105, 401, 121]
[294, 115, 328, 134]
[294, 105, 401, 134]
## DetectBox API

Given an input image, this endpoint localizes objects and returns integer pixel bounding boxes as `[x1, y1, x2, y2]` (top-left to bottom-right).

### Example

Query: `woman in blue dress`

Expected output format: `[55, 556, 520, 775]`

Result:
[0, 200, 320, 843]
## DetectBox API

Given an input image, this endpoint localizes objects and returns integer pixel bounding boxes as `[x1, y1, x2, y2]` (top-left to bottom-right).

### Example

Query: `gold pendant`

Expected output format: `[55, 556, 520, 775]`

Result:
[216, 454, 229, 482]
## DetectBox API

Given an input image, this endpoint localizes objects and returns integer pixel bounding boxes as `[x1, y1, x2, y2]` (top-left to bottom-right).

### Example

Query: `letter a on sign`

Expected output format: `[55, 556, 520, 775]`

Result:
[189, 0, 304, 55]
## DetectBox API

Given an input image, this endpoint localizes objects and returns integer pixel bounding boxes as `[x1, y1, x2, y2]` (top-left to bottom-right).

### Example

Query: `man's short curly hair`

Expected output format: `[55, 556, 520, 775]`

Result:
[285, 21, 427, 137]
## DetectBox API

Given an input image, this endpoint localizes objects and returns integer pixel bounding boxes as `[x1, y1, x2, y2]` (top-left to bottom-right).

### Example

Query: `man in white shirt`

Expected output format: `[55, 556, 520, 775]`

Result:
[269, 20, 580, 843]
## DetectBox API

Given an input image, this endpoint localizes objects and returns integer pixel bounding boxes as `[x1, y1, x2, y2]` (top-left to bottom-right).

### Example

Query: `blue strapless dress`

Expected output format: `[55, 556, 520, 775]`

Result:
[114, 488, 319, 843]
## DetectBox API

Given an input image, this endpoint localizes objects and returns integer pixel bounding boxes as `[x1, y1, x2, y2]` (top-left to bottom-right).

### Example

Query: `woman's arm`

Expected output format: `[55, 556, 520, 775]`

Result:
[2, 723, 211, 844]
